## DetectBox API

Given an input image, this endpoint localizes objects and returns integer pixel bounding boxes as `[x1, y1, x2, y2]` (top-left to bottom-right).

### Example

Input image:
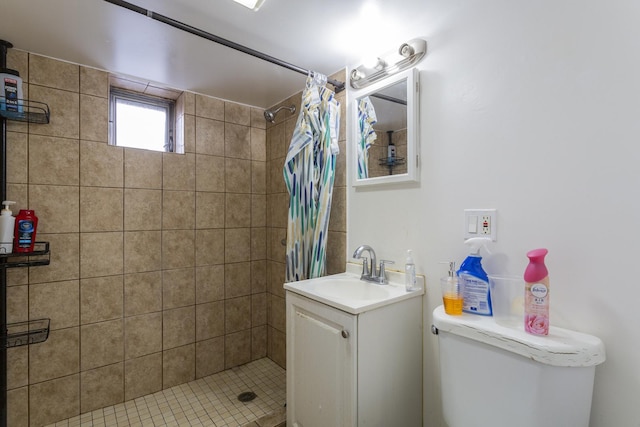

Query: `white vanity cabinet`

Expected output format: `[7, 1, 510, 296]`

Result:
[286, 289, 423, 427]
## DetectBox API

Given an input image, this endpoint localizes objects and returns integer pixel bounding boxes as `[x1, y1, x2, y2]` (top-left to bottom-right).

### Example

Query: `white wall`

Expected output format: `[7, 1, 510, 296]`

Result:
[347, 1, 640, 425]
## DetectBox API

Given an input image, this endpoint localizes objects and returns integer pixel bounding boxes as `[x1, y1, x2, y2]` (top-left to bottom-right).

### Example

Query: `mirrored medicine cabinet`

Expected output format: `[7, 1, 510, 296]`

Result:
[351, 68, 420, 187]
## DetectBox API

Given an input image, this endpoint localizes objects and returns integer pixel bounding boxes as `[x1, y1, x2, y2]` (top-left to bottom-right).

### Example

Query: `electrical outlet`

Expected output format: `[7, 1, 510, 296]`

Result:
[464, 209, 497, 241]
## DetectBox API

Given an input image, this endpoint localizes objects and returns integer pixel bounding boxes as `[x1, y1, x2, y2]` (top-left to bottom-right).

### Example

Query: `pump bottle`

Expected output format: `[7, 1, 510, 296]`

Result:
[0, 201, 16, 254]
[457, 237, 492, 316]
[524, 248, 550, 336]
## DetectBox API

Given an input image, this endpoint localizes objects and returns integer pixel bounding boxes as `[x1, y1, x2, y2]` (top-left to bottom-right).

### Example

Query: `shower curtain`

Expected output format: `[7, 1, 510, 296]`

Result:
[357, 96, 377, 179]
[283, 73, 341, 282]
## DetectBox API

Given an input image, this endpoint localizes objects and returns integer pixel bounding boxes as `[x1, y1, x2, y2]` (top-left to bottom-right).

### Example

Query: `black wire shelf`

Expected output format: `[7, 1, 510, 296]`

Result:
[2, 318, 50, 348]
[0, 98, 50, 124]
[0, 242, 50, 268]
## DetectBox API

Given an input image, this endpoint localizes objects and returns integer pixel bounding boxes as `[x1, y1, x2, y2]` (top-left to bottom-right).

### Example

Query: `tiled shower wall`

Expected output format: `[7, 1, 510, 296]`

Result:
[265, 70, 348, 368]
[3, 50, 272, 427]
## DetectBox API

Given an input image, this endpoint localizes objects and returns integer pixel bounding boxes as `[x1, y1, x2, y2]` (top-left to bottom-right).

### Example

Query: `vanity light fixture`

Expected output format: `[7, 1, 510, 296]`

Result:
[350, 38, 427, 89]
[232, 0, 265, 11]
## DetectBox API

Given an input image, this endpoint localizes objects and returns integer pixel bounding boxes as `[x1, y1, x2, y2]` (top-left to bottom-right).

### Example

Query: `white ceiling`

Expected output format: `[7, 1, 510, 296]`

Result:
[1, 0, 431, 108]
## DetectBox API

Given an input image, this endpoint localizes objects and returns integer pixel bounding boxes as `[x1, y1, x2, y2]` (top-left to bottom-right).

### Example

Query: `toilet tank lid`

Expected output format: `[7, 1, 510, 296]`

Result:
[432, 306, 606, 367]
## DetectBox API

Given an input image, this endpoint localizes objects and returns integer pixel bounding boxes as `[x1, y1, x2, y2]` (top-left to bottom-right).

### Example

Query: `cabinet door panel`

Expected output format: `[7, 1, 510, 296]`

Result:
[287, 293, 357, 427]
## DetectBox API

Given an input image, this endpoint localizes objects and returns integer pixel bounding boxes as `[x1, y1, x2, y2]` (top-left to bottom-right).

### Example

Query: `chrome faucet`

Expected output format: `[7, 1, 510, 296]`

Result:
[352, 245, 394, 285]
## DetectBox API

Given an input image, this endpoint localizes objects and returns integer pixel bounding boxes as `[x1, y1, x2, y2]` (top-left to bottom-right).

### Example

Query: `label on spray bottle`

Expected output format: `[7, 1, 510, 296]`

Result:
[460, 274, 491, 315]
[525, 281, 549, 335]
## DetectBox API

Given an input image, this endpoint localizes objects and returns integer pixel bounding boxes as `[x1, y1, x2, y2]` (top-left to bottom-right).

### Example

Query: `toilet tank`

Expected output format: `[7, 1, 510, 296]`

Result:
[432, 306, 605, 427]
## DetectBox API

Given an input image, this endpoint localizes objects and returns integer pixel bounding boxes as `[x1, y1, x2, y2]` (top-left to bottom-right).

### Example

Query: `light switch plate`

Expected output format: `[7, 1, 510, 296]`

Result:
[464, 209, 497, 241]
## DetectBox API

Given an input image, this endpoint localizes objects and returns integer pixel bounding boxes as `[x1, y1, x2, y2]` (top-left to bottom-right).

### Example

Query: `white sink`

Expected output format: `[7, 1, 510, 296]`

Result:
[283, 263, 424, 314]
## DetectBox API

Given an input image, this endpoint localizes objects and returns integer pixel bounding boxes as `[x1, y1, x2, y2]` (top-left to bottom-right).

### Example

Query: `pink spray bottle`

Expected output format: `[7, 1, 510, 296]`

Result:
[524, 248, 549, 335]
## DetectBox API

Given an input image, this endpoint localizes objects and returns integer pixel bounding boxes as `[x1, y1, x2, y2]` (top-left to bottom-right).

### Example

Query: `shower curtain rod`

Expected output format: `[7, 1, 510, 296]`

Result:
[103, 0, 346, 93]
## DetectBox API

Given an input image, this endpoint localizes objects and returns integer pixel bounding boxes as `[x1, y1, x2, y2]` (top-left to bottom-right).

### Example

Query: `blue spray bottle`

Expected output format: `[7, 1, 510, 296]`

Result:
[458, 237, 492, 315]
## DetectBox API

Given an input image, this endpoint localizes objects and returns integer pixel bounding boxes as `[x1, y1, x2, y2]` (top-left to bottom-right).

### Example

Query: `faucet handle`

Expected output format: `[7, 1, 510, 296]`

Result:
[359, 256, 370, 277]
[378, 260, 395, 284]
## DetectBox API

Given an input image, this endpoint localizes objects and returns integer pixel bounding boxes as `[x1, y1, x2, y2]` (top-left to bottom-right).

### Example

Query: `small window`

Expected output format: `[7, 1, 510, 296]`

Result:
[109, 87, 176, 152]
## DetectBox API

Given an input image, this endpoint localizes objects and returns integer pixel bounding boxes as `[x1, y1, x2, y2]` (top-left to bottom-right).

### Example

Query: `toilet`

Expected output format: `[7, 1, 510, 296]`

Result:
[432, 305, 605, 427]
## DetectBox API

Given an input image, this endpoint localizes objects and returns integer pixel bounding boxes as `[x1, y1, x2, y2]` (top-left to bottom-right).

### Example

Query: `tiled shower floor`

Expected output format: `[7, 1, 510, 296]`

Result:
[45, 358, 286, 427]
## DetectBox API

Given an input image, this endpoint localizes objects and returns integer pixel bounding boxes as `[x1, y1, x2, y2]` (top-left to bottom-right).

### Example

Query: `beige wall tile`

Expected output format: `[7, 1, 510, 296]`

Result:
[80, 140, 123, 187]
[195, 265, 224, 304]
[252, 325, 267, 361]
[251, 260, 267, 294]
[195, 337, 224, 378]
[28, 85, 79, 139]
[29, 328, 79, 384]
[195, 117, 224, 156]
[196, 301, 224, 341]
[182, 113, 195, 153]
[195, 94, 224, 120]
[225, 329, 251, 369]
[225, 296, 251, 334]
[29, 374, 80, 427]
[7, 284, 27, 324]
[163, 344, 195, 389]
[225, 102, 250, 126]
[163, 267, 195, 309]
[28, 134, 79, 185]
[268, 158, 287, 194]
[124, 312, 162, 359]
[225, 123, 251, 159]
[30, 54, 79, 91]
[195, 154, 225, 192]
[267, 123, 285, 161]
[162, 230, 195, 270]
[124, 271, 162, 316]
[7, 346, 28, 390]
[163, 152, 195, 191]
[7, 131, 27, 184]
[29, 185, 79, 233]
[250, 127, 266, 161]
[124, 148, 163, 189]
[326, 230, 347, 276]
[80, 67, 108, 98]
[29, 280, 79, 330]
[80, 232, 123, 278]
[270, 295, 286, 333]
[80, 363, 124, 413]
[268, 193, 289, 229]
[251, 228, 267, 261]
[80, 275, 123, 324]
[251, 194, 266, 227]
[195, 228, 224, 267]
[163, 306, 195, 350]
[225, 228, 251, 263]
[29, 233, 80, 284]
[225, 158, 251, 193]
[81, 319, 123, 371]
[328, 186, 346, 232]
[180, 91, 195, 116]
[80, 94, 108, 142]
[80, 187, 123, 232]
[7, 266, 28, 288]
[124, 189, 162, 231]
[7, 48, 28, 81]
[225, 262, 251, 298]
[195, 192, 225, 229]
[163, 190, 195, 230]
[7, 386, 28, 427]
[268, 260, 286, 299]
[125, 352, 162, 401]
[225, 193, 250, 228]
[250, 107, 266, 130]
[252, 293, 267, 327]
[251, 161, 266, 194]
[124, 230, 162, 274]
[268, 327, 286, 369]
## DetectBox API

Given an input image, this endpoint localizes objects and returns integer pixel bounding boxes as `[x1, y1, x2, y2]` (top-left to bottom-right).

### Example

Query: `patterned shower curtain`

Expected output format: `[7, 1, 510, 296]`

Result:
[283, 74, 341, 282]
[356, 96, 377, 179]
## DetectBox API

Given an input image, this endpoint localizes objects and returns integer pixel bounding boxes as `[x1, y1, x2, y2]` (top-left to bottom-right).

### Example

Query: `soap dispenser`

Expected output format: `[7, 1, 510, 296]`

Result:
[0, 201, 16, 254]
